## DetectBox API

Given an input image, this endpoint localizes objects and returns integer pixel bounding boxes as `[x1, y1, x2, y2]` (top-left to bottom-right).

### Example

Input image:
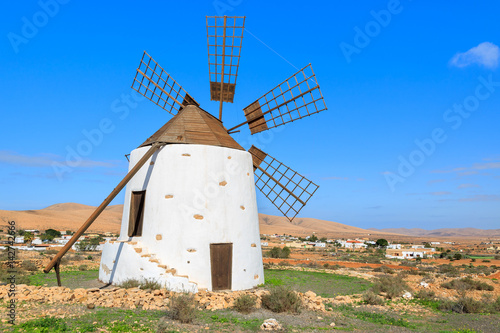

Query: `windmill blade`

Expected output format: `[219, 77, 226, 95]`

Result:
[248, 145, 319, 222]
[229, 64, 327, 134]
[131, 51, 199, 116]
[206, 15, 245, 119]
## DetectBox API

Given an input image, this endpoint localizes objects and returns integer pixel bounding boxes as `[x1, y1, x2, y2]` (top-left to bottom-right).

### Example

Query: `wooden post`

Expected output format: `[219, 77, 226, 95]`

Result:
[43, 142, 164, 274]
[218, 15, 227, 120]
[54, 259, 61, 287]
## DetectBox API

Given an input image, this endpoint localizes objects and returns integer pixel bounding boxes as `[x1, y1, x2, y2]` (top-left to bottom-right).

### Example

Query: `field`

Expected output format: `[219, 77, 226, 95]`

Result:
[1, 253, 500, 332]
[1, 226, 500, 332]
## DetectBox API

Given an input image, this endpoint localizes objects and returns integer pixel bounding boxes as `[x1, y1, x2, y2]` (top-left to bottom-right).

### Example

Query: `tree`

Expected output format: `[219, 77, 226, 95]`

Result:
[423, 242, 432, 248]
[309, 234, 318, 242]
[281, 246, 291, 258]
[24, 232, 34, 244]
[75, 238, 100, 251]
[453, 253, 462, 260]
[375, 239, 389, 248]
[319, 237, 327, 243]
[45, 229, 62, 238]
[41, 229, 62, 241]
[267, 246, 291, 259]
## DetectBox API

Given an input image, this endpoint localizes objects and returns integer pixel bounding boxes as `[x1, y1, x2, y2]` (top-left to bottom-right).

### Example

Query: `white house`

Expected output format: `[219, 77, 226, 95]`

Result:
[337, 239, 367, 249]
[386, 249, 434, 259]
[387, 244, 402, 249]
[14, 237, 24, 244]
[315, 242, 326, 247]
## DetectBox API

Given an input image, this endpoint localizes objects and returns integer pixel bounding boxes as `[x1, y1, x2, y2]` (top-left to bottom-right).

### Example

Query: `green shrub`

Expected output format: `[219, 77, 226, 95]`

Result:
[362, 291, 385, 305]
[140, 278, 162, 290]
[371, 274, 410, 299]
[414, 289, 436, 300]
[21, 260, 38, 272]
[373, 265, 394, 274]
[482, 259, 491, 263]
[78, 265, 87, 271]
[118, 278, 141, 289]
[438, 264, 459, 277]
[233, 294, 256, 314]
[168, 294, 197, 323]
[19, 316, 68, 332]
[0, 269, 31, 285]
[441, 277, 494, 291]
[267, 246, 291, 259]
[453, 296, 486, 313]
[261, 286, 302, 313]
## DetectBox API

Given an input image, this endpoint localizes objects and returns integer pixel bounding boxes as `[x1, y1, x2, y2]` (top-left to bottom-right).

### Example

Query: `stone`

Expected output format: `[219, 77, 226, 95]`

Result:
[87, 303, 95, 309]
[261, 318, 282, 331]
[305, 291, 317, 298]
[420, 281, 429, 288]
[402, 291, 412, 299]
[330, 322, 336, 327]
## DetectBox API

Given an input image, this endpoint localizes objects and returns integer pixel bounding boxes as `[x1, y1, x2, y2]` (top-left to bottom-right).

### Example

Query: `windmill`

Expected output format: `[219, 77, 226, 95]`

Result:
[44, 16, 327, 292]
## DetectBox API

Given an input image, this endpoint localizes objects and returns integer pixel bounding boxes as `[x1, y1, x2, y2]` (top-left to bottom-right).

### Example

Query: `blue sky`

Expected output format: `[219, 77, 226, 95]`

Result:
[1, 1, 499, 230]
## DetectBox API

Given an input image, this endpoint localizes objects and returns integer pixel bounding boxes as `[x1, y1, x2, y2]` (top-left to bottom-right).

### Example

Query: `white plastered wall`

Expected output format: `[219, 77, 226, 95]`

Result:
[99, 144, 264, 291]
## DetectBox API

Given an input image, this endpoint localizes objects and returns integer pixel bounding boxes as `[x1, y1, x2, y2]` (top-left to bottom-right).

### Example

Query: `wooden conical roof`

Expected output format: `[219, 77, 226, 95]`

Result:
[139, 105, 244, 150]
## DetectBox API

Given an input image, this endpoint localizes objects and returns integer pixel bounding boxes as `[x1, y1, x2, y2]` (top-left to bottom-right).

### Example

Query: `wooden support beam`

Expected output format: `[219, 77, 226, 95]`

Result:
[219, 15, 228, 120]
[43, 142, 164, 274]
[54, 260, 61, 287]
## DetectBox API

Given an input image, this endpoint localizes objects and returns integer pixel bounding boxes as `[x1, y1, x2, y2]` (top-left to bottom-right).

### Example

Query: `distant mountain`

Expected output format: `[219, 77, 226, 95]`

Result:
[0, 203, 123, 233]
[1, 202, 391, 237]
[259, 214, 391, 238]
[368, 227, 500, 238]
[5, 203, 493, 239]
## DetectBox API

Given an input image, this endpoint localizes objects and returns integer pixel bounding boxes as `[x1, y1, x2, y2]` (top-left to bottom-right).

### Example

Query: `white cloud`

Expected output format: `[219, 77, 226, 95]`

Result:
[430, 191, 451, 196]
[458, 183, 480, 189]
[431, 160, 500, 174]
[450, 42, 500, 69]
[0, 150, 116, 168]
[459, 194, 500, 202]
[322, 176, 349, 180]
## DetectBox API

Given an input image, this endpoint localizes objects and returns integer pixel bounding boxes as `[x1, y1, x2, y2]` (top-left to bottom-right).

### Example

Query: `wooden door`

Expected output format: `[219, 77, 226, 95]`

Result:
[210, 243, 232, 290]
[128, 190, 145, 237]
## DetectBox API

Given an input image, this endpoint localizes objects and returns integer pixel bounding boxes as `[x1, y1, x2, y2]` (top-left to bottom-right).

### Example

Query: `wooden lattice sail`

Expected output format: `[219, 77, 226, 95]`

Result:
[248, 145, 319, 222]
[206, 16, 246, 119]
[132, 51, 199, 116]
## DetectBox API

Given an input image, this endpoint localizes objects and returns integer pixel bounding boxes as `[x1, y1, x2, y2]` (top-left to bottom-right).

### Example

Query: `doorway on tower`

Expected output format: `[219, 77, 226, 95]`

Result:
[128, 190, 145, 237]
[210, 243, 233, 290]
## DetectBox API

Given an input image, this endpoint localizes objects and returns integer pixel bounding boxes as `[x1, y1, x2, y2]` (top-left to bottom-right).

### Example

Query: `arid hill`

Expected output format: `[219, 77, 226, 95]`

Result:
[0, 203, 122, 233]
[368, 227, 500, 238]
[1, 203, 388, 237]
[3, 203, 494, 239]
[258, 214, 390, 238]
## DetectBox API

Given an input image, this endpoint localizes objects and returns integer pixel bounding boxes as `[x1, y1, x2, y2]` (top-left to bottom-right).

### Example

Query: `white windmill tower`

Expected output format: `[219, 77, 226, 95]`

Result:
[44, 16, 327, 292]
